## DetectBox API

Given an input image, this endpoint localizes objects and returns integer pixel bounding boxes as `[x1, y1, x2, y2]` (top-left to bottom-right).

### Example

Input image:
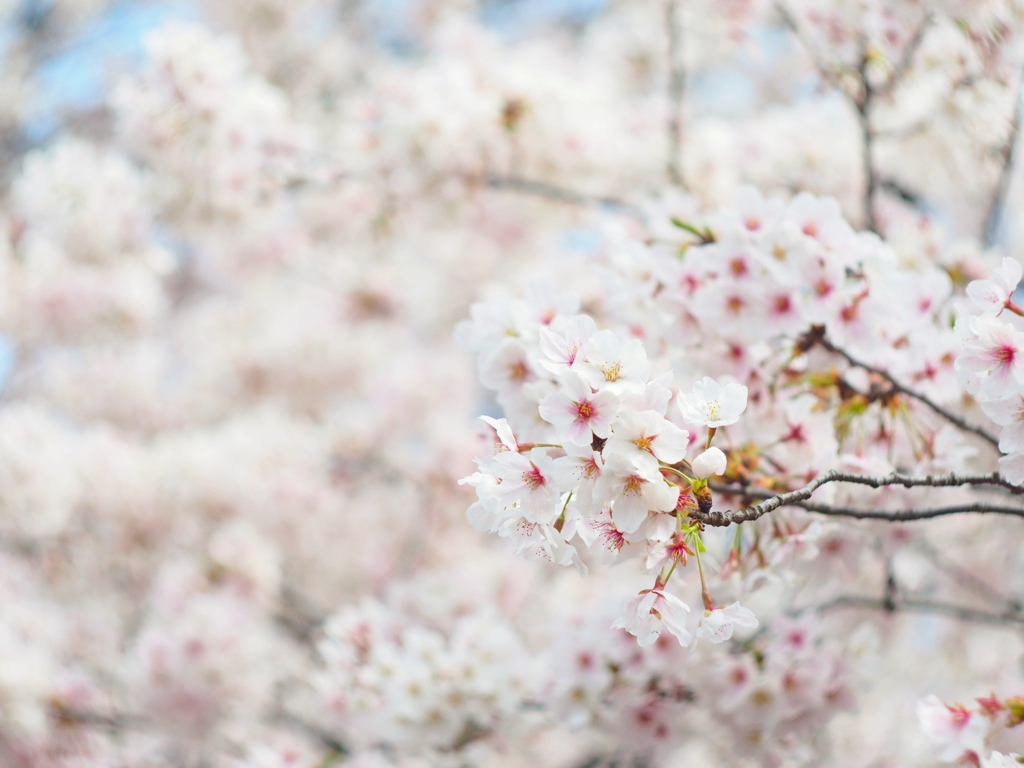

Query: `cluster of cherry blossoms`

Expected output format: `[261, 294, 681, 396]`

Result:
[2, 0, 1024, 765]
[459, 300, 760, 648]
[957, 257, 1024, 482]
[918, 693, 1024, 766]
[317, 576, 540, 759]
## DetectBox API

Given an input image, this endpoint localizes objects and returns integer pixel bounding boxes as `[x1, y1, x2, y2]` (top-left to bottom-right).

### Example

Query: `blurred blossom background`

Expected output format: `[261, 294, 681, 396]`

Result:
[2, 0, 1024, 766]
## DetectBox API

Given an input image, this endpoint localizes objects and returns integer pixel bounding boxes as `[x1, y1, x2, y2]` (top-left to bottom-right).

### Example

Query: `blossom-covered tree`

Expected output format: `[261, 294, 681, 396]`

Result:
[2, 0, 1024, 766]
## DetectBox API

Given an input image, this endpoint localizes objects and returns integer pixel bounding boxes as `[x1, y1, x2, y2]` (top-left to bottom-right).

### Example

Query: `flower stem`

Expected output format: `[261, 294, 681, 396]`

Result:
[692, 533, 715, 611]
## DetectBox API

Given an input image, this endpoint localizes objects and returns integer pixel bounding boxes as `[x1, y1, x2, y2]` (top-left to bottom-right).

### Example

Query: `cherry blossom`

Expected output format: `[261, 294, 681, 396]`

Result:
[966, 257, 1023, 316]
[917, 696, 990, 763]
[592, 454, 680, 533]
[611, 588, 692, 647]
[696, 602, 760, 644]
[489, 447, 562, 524]
[538, 372, 620, 445]
[4, 3, 1024, 766]
[604, 409, 689, 473]
[678, 376, 749, 428]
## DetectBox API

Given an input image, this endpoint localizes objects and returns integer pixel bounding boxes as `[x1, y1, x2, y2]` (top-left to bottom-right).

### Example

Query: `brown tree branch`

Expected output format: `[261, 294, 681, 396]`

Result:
[800, 593, 1024, 628]
[700, 470, 1024, 527]
[478, 174, 643, 216]
[775, 2, 846, 93]
[812, 332, 1000, 447]
[874, 11, 934, 99]
[912, 538, 1023, 613]
[665, 0, 686, 188]
[983, 65, 1024, 247]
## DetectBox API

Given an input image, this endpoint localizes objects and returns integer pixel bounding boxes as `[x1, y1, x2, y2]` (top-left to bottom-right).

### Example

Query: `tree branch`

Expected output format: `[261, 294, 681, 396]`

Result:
[776, 3, 879, 232]
[800, 593, 1024, 628]
[879, 178, 924, 209]
[912, 538, 1023, 613]
[983, 64, 1024, 247]
[477, 174, 643, 216]
[665, 0, 686, 188]
[700, 470, 1024, 527]
[874, 11, 934, 99]
[775, 2, 845, 93]
[812, 332, 1000, 447]
[853, 46, 879, 233]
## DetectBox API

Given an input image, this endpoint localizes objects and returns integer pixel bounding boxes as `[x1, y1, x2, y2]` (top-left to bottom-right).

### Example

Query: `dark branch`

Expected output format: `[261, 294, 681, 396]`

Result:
[477, 174, 643, 216]
[813, 333, 1000, 447]
[879, 179, 924, 209]
[875, 11, 934, 98]
[700, 470, 1024, 527]
[800, 594, 1024, 628]
[983, 65, 1024, 246]
[912, 538, 1024, 613]
[273, 710, 348, 755]
[52, 706, 148, 731]
[775, 2, 845, 93]
[665, 0, 686, 188]
[853, 45, 879, 233]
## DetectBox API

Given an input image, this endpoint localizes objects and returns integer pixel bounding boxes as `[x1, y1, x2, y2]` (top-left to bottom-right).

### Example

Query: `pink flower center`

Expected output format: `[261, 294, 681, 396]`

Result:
[522, 464, 546, 490]
[948, 706, 971, 729]
[997, 344, 1016, 365]
[576, 400, 595, 420]
[509, 360, 530, 381]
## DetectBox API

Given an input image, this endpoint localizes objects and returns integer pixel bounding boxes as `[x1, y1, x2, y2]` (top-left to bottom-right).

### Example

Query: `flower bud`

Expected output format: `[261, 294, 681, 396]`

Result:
[692, 447, 727, 478]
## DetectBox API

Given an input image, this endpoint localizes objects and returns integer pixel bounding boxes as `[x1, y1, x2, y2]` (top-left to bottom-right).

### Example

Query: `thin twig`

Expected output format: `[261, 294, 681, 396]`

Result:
[814, 333, 1000, 447]
[775, 2, 845, 93]
[665, 0, 686, 188]
[701, 470, 1024, 527]
[776, 2, 878, 231]
[52, 706, 148, 731]
[983, 65, 1024, 246]
[772, 498, 1024, 522]
[879, 179, 924, 209]
[273, 710, 348, 755]
[912, 538, 1023, 613]
[854, 47, 879, 233]
[799, 593, 1024, 628]
[477, 174, 643, 216]
[874, 11, 934, 98]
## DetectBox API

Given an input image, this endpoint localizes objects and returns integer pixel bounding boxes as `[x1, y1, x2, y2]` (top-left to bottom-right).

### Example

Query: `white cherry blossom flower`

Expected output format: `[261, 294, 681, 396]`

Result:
[604, 409, 689, 473]
[612, 588, 692, 647]
[695, 602, 759, 644]
[980, 395, 1024, 453]
[538, 373, 620, 445]
[592, 455, 679, 533]
[552, 445, 604, 517]
[966, 257, 1022, 316]
[998, 451, 1024, 484]
[572, 330, 650, 394]
[538, 314, 598, 374]
[678, 377, 748, 428]
[917, 695, 989, 763]
[480, 415, 518, 452]
[956, 315, 1024, 399]
[491, 447, 561, 524]
[983, 752, 1024, 767]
